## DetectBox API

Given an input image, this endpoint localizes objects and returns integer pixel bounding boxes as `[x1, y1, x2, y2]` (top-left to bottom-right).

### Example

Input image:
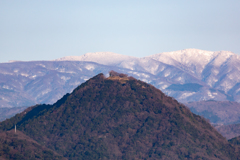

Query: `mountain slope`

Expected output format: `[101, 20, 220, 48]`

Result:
[1, 49, 240, 109]
[0, 106, 28, 122]
[0, 130, 66, 160]
[148, 49, 240, 101]
[0, 73, 239, 159]
[0, 61, 134, 108]
[147, 49, 234, 78]
[0, 59, 212, 108]
[229, 136, 240, 147]
[53, 49, 240, 104]
[215, 124, 240, 140]
[185, 101, 240, 125]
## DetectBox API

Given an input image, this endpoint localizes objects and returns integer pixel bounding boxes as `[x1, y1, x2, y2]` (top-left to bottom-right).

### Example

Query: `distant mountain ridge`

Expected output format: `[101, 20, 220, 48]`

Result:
[185, 101, 240, 125]
[1, 49, 240, 108]
[215, 123, 240, 140]
[54, 49, 240, 103]
[54, 52, 138, 66]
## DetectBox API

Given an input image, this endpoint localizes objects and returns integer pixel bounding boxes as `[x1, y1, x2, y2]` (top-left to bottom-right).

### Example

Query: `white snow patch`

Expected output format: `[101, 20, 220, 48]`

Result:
[178, 77, 182, 81]
[131, 72, 150, 79]
[21, 73, 29, 77]
[140, 79, 150, 83]
[161, 85, 169, 89]
[164, 72, 170, 77]
[207, 77, 218, 87]
[148, 49, 216, 68]
[85, 65, 95, 71]
[61, 76, 70, 81]
[31, 75, 37, 79]
[236, 88, 240, 93]
[41, 89, 51, 96]
[212, 69, 219, 75]
[38, 64, 46, 68]
[219, 80, 234, 92]
[3, 85, 11, 90]
[141, 73, 149, 78]
[159, 66, 165, 72]
[158, 82, 164, 85]
[120, 61, 135, 70]
[149, 65, 159, 75]
[58, 69, 66, 73]
[131, 72, 141, 76]
[66, 71, 76, 74]
[228, 73, 240, 81]
[54, 52, 138, 66]
[70, 81, 81, 86]
[207, 91, 215, 98]
[179, 92, 195, 99]
[1, 96, 9, 102]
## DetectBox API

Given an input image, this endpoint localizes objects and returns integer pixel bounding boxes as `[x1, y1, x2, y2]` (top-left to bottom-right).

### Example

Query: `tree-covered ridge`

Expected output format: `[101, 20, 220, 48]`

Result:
[0, 73, 239, 159]
[0, 130, 66, 160]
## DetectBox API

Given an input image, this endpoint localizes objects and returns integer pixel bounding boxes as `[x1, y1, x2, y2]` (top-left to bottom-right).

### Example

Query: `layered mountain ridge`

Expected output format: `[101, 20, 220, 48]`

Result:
[1, 49, 240, 109]
[0, 73, 239, 159]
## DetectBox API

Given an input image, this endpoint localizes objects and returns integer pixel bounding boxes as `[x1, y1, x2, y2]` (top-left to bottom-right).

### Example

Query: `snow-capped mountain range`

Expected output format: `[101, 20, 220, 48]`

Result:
[1, 48, 240, 108]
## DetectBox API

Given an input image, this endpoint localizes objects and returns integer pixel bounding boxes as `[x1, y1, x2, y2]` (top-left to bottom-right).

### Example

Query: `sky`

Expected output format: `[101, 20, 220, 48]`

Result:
[0, 0, 240, 63]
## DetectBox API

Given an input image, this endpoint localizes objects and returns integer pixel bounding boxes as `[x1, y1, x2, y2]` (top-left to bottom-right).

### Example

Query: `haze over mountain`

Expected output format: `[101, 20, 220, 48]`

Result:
[1, 49, 240, 109]
[215, 123, 240, 140]
[185, 101, 240, 125]
[0, 73, 239, 159]
[184, 100, 240, 139]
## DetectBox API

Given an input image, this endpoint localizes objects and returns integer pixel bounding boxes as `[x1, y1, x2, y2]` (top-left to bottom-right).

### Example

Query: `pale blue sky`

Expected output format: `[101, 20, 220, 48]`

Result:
[0, 0, 239, 62]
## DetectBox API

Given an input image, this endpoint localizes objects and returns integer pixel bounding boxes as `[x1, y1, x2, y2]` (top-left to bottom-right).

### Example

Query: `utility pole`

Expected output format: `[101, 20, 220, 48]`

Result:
[15, 124, 16, 134]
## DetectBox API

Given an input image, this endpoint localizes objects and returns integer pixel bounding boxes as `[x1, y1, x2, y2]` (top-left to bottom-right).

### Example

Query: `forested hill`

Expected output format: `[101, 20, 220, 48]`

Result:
[0, 130, 66, 159]
[0, 72, 239, 159]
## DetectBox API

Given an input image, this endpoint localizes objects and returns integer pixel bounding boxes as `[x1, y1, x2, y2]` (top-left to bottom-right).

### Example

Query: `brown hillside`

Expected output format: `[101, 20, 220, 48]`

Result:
[0, 130, 66, 160]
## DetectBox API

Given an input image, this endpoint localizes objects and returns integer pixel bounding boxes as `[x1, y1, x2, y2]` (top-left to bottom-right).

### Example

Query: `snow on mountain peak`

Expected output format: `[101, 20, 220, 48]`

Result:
[149, 48, 216, 63]
[147, 49, 236, 76]
[2, 48, 240, 108]
[54, 52, 138, 65]
[53, 49, 237, 78]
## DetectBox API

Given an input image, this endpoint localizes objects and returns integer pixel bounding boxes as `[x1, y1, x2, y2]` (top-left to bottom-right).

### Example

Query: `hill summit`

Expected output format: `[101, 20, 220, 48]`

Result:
[0, 71, 239, 159]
